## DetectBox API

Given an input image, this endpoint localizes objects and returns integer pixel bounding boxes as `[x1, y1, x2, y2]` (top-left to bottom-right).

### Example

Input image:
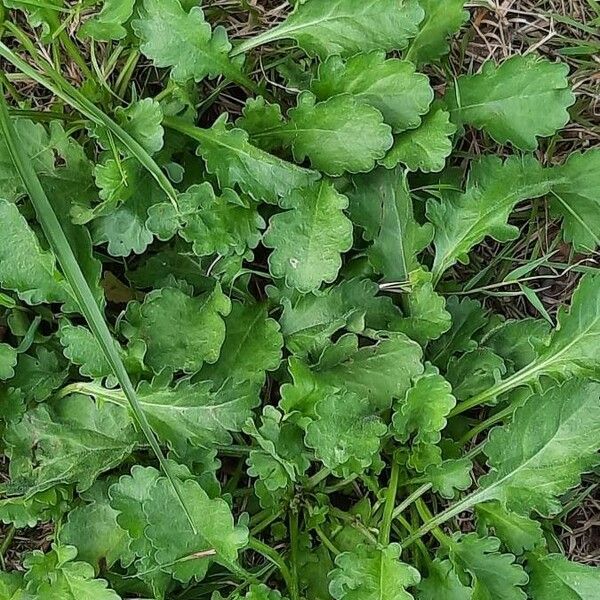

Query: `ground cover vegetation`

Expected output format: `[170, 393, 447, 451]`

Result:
[0, 0, 599, 598]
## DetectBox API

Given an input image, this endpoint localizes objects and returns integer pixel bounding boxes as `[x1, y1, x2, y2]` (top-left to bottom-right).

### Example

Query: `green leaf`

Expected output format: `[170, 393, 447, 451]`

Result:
[278, 278, 403, 357]
[121, 285, 231, 374]
[475, 502, 543, 555]
[147, 182, 264, 257]
[448, 533, 528, 600]
[4, 395, 136, 497]
[143, 477, 248, 582]
[348, 167, 433, 281]
[274, 92, 393, 176]
[58, 321, 113, 379]
[264, 181, 353, 292]
[474, 380, 600, 516]
[22, 545, 121, 600]
[0, 343, 17, 380]
[236, 97, 285, 151]
[381, 106, 456, 173]
[76, 377, 260, 452]
[312, 333, 424, 412]
[446, 348, 506, 401]
[305, 390, 387, 476]
[94, 98, 164, 156]
[427, 156, 557, 281]
[199, 301, 283, 387]
[425, 458, 472, 499]
[310, 52, 433, 132]
[0, 199, 70, 305]
[58, 484, 134, 571]
[428, 296, 489, 369]
[190, 115, 320, 204]
[244, 406, 310, 498]
[226, 584, 288, 600]
[527, 553, 600, 599]
[91, 157, 169, 256]
[329, 543, 421, 599]
[133, 0, 245, 84]
[551, 148, 600, 251]
[234, 0, 424, 58]
[447, 55, 575, 150]
[0, 488, 67, 529]
[417, 559, 471, 600]
[525, 273, 600, 381]
[394, 269, 451, 345]
[405, 0, 469, 65]
[79, 0, 136, 41]
[11, 346, 68, 403]
[0, 571, 22, 598]
[393, 365, 456, 471]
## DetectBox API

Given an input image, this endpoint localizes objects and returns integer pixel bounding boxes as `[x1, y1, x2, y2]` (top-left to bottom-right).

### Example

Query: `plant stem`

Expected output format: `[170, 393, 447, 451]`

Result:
[0, 525, 15, 568]
[248, 537, 295, 595]
[392, 483, 432, 521]
[458, 403, 517, 446]
[0, 91, 196, 534]
[379, 458, 400, 545]
[289, 511, 300, 600]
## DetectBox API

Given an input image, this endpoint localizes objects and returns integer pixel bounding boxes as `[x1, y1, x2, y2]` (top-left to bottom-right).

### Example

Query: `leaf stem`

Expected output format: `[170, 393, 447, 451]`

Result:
[392, 483, 432, 521]
[248, 537, 295, 594]
[289, 510, 301, 600]
[379, 457, 400, 545]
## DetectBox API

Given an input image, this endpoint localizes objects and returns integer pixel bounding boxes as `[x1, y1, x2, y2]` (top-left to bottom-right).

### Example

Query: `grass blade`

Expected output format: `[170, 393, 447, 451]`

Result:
[0, 90, 196, 532]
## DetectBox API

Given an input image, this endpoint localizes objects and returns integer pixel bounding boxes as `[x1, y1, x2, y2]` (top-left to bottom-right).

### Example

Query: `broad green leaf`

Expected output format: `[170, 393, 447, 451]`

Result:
[428, 296, 489, 369]
[310, 52, 433, 132]
[4, 395, 136, 497]
[94, 98, 164, 156]
[199, 302, 283, 387]
[58, 321, 113, 379]
[447, 55, 575, 150]
[524, 273, 600, 381]
[427, 156, 557, 280]
[474, 380, 600, 515]
[405, 0, 469, 65]
[0, 572, 22, 598]
[121, 285, 231, 374]
[305, 390, 387, 476]
[193, 115, 320, 203]
[236, 97, 285, 151]
[482, 318, 550, 372]
[58, 484, 134, 571]
[448, 534, 528, 600]
[551, 148, 600, 251]
[133, 0, 245, 84]
[11, 346, 68, 403]
[278, 278, 403, 357]
[91, 157, 167, 256]
[22, 545, 121, 600]
[147, 182, 264, 257]
[446, 348, 507, 401]
[312, 333, 423, 412]
[264, 181, 353, 292]
[0, 488, 67, 529]
[381, 106, 456, 173]
[274, 92, 393, 176]
[0, 343, 17, 380]
[393, 365, 456, 472]
[417, 558, 471, 600]
[527, 553, 600, 599]
[329, 543, 421, 600]
[76, 377, 260, 451]
[244, 406, 310, 498]
[0, 199, 70, 305]
[425, 458, 472, 499]
[475, 502, 543, 555]
[79, 0, 136, 41]
[348, 167, 433, 281]
[395, 269, 451, 345]
[234, 0, 424, 58]
[143, 477, 248, 582]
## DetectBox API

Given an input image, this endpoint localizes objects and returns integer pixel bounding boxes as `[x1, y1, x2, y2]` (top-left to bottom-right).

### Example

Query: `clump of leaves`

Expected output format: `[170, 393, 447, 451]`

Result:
[0, 1, 598, 599]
